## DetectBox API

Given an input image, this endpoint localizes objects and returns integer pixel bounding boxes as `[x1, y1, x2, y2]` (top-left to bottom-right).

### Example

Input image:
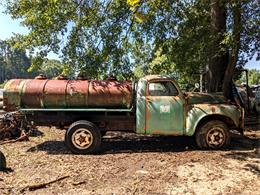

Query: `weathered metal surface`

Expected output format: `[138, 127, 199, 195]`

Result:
[88, 80, 132, 108]
[145, 79, 184, 135]
[187, 92, 227, 104]
[3, 79, 24, 111]
[135, 75, 243, 136]
[66, 80, 89, 108]
[3, 79, 133, 111]
[185, 104, 243, 136]
[3, 74, 244, 139]
[20, 108, 132, 112]
[145, 96, 184, 135]
[136, 79, 147, 134]
[43, 80, 68, 108]
[21, 79, 48, 108]
[136, 77, 185, 135]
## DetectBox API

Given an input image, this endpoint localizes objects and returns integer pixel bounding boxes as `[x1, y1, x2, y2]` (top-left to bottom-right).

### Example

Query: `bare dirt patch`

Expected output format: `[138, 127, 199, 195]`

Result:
[0, 127, 259, 195]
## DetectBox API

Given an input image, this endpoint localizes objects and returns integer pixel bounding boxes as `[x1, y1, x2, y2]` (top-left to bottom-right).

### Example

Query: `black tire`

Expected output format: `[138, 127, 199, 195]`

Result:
[65, 120, 101, 154]
[195, 120, 230, 149]
[0, 151, 6, 171]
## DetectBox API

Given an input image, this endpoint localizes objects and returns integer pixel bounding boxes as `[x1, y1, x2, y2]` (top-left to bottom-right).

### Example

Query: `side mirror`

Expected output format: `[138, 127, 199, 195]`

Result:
[192, 83, 200, 92]
[195, 83, 200, 89]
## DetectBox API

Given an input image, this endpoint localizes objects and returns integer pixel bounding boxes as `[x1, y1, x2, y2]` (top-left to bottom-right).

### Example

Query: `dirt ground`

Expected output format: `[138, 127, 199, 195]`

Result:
[0, 126, 259, 195]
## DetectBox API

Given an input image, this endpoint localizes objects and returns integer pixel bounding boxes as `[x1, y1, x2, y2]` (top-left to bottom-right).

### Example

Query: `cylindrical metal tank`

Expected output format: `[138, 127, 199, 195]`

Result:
[3, 78, 133, 111]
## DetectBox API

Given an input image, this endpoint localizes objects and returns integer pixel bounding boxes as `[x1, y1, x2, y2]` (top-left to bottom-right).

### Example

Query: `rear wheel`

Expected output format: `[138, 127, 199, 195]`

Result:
[0, 151, 6, 171]
[195, 120, 230, 149]
[65, 120, 101, 154]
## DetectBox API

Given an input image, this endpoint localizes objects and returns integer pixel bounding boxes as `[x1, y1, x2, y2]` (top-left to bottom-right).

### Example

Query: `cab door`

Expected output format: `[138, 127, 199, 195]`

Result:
[145, 80, 184, 135]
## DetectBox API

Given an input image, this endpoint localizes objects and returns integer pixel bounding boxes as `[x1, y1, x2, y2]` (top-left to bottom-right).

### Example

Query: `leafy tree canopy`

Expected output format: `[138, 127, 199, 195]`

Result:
[0, 39, 37, 82]
[237, 69, 260, 86]
[2, 0, 259, 88]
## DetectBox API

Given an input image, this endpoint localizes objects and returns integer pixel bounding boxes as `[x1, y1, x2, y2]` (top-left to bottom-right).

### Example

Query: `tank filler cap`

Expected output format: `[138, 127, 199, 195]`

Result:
[55, 75, 68, 80]
[107, 75, 117, 81]
[35, 74, 47, 80]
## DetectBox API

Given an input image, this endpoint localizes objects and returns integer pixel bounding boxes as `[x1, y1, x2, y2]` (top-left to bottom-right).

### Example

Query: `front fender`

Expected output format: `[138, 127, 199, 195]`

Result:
[185, 104, 242, 136]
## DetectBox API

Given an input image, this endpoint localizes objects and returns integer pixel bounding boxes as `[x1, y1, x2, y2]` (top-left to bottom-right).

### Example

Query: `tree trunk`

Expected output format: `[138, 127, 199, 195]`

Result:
[222, 1, 241, 98]
[207, 0, 228, 92]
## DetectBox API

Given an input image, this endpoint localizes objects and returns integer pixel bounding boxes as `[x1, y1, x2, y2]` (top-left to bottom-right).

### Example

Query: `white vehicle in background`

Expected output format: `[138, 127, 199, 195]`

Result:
[0, 89, 4, 109]
[0, 89, 3, 97]
[254, 86, 260, 114]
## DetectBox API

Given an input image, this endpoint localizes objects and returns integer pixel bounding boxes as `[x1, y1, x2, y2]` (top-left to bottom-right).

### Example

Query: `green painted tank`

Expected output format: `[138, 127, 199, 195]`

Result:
[3, 77, 133, 111]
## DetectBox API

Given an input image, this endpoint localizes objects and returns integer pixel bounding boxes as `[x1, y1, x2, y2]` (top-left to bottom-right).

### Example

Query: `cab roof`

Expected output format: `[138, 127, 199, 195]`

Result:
[141, 75, 174, 81]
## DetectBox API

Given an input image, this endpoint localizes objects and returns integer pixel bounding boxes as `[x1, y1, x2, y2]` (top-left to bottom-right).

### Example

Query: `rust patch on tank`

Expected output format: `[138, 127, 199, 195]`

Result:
[43, 80, 68, 108]
[66, 80, 89, 108]
[4, 79, 133, 110]
[88, 80, 132, 108]
[211, 106, 216, 113]
[21, 79, 48, 108]
[3, 79, 24, 111]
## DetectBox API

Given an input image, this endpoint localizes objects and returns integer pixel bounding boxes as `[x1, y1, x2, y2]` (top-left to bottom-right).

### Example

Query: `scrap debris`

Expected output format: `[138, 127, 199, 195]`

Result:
[0, 130, 29, 145]
[21, 175, 70, 192]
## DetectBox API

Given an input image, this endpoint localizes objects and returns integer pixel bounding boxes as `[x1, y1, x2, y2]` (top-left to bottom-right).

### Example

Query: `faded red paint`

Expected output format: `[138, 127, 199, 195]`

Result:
[211, 106, 216, 113]
[88, 80, 132, 108]
[66, 80, 89, 107]
[43, 80, 68, 107]
[22, 79, 48, 108]
[4, 79, 133, 111]
[151, 130, 163, 134]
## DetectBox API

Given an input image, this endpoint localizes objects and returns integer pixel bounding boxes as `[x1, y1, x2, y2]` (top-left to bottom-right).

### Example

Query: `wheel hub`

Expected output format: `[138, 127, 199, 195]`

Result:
[72, 128, 93, 149]
[206, 127, 225, 148]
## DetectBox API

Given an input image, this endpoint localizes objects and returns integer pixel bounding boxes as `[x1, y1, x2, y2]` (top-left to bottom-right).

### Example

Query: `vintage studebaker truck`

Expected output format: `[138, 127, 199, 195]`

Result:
[1, 75, 244, 154]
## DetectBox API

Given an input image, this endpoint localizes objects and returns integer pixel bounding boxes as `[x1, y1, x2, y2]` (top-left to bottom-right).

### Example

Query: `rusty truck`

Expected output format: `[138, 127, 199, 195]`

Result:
[0, 75, 244, 154]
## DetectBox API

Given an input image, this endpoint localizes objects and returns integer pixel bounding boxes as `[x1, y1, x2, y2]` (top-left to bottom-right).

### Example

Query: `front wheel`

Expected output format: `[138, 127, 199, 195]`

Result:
[65, 120, 101, 154]
[195, 120, 230, 149]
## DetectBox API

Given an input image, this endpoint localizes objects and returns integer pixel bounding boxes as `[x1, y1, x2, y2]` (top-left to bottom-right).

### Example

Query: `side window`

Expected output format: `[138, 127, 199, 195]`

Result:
[148, 81, 178, 96]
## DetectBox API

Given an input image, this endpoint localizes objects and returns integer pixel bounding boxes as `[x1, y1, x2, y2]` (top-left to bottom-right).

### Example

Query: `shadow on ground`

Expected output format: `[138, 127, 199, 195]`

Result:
[223, 149, 260, 176]
[28, 128, 44, 137]
[27, 132, 259, 155]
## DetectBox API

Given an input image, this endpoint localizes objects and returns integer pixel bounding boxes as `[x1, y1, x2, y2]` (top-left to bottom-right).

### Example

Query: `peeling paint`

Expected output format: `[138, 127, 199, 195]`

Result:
[136, 75, 243, 136]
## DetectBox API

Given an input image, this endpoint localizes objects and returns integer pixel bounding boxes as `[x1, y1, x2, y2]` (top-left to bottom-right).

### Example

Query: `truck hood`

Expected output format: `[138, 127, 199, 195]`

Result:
[187, 92, 227, 104]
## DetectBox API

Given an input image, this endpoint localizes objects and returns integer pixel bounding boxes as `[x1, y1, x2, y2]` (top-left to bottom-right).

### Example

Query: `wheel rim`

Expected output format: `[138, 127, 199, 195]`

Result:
[72, 128, 93, 149]
[206, 127, 226, 148]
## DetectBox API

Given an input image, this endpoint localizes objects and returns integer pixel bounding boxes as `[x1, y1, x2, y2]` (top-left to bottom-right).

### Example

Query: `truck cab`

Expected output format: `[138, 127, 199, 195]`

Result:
[135, 75, 244, 149]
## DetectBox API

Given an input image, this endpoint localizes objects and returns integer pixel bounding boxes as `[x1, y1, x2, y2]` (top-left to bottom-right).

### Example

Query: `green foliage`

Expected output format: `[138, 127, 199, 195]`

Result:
[0, 81, 7, 88]
[248, 69, 260, 85]
[37, 59, 72, 78]
[2, 0, 259, 82]
[0, 40, 37, 82]
[236, 69, 260, 86]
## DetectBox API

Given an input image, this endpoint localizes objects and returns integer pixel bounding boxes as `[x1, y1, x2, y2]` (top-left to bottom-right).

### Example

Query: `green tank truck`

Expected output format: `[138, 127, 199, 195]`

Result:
[1, 75, 244, 154]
